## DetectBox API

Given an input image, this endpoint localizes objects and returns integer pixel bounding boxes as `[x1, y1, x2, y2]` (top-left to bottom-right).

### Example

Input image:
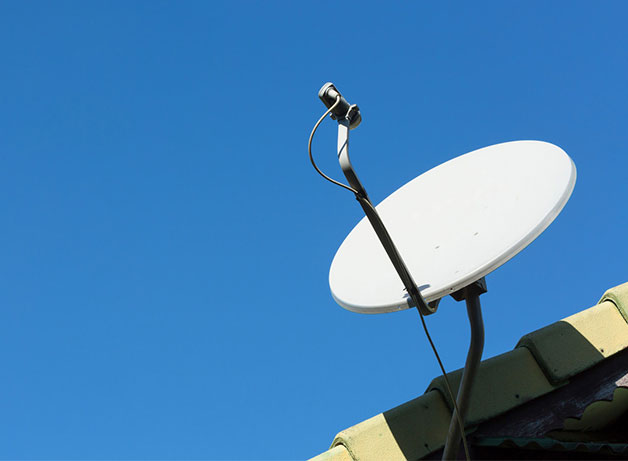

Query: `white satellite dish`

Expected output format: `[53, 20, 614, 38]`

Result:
[311, 83, 577, 461]
[329, 140, 576, 314]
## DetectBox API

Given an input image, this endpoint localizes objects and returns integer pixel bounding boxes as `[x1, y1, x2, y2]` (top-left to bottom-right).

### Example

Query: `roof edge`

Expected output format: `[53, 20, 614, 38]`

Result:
[309, 281, 628, 461]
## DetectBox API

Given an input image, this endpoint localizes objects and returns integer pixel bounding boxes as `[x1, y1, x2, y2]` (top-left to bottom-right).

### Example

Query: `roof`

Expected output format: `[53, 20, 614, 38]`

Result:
[309, 281, 628, 461]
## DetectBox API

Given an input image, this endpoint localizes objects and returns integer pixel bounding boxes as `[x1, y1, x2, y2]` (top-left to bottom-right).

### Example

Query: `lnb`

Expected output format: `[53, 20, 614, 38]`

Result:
[318, 82, 362, 130]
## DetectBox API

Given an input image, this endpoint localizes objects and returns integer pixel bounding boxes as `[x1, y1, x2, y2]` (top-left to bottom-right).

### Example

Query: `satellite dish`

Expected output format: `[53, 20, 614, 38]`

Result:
[310, 84, 577, 461]
[329, 140, 576, 314]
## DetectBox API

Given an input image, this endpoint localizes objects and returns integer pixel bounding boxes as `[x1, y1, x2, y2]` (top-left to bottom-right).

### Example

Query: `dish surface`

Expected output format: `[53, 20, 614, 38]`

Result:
[329, 140, 576, 314]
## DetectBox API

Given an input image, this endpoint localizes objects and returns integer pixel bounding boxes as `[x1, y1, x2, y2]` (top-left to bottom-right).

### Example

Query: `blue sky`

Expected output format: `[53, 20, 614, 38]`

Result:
[1, 2, 628, 459]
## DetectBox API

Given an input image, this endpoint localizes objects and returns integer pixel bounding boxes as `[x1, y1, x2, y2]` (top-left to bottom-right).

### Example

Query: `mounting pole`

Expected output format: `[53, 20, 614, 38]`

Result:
[442, 278, 486, 460]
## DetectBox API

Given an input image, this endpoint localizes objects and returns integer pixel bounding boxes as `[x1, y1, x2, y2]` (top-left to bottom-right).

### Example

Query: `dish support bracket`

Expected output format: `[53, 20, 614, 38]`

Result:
[442, 278, 486, 460]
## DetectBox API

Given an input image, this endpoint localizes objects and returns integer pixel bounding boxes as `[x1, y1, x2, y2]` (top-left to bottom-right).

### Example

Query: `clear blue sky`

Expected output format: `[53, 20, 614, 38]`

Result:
[2, 2, 627, 459]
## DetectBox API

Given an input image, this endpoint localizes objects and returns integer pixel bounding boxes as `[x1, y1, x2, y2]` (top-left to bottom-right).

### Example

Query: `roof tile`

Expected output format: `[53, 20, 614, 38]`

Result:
[309, 444, 353, 461]
[517, 300, 628, 384]
[598, 281, 628, 324]
[427, 347, 555, 426]
[329, 390, 451, 461]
